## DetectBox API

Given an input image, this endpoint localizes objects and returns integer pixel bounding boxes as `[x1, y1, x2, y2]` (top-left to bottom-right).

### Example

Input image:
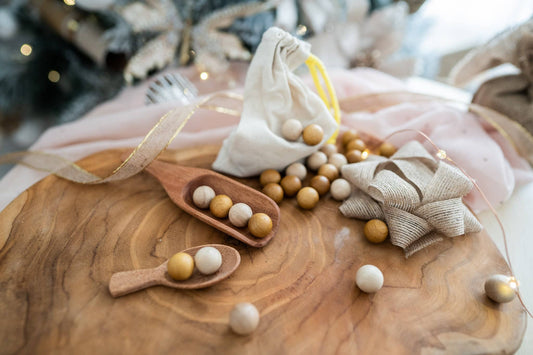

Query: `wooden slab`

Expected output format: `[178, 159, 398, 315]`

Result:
[0, 146, 526, 354]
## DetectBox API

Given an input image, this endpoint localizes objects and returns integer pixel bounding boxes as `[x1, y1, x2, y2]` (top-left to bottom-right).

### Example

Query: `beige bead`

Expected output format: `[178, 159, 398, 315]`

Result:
[379, 142, 397, 158]
[281, 119, 303, 141]
[167, 252, 195, 281]
[286, 162, 307, 181]
[318, 163, 339, 182]
[260, 169, 281, 186]
[309, 175, 330, 196]
[346, 139, 366, 152]
[320, 143, 338, 156]
[228, 203, 253, 228]
[248, 213, 273, 238]
[328, 153, 347, 170]
[297, 187, 319, 209]
[363, 219, 389, 243]
[194, 246, 222, 275]
[192, 185, 216, 209]
[330, 178, 351, 201]
[345, 149, 363, 163]
[356, 265, 383, 293]
[302, 124, 324, 145]
[262, 183, 284, 204]
[342, 129, 359, 146]
[229, 303, 260, 335]
[307, 151, 328, 171]
[210, 194, 233, 218]
[485, 274, 517, 303]
[280, 175, 302, 196]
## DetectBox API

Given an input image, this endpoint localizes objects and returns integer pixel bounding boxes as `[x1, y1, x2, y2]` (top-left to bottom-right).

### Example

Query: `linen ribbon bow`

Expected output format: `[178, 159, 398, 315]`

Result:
[339, 141, 482, 257]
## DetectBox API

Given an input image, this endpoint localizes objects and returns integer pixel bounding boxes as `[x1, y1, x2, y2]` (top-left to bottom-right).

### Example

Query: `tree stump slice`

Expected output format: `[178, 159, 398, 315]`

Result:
[0, 146, 526, 355]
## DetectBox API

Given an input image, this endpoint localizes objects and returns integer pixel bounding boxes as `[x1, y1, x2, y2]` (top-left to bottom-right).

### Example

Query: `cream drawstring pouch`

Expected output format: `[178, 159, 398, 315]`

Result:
[212, 27, 339, 177]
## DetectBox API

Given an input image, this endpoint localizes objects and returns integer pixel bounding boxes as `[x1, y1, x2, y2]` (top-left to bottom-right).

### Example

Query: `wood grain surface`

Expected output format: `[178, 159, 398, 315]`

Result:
[0, 146, 526, 355]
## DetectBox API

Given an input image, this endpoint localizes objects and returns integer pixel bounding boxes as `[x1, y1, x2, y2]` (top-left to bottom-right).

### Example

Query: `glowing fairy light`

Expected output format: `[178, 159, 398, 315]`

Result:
[200, 72, 209, 80]
[64, 0, 75, 6]
[20, 44, 32, 56]
[48, 70, 61, 83]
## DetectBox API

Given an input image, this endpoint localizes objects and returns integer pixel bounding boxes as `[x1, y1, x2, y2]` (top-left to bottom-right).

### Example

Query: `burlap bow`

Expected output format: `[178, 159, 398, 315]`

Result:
[339, 141, 482, 257]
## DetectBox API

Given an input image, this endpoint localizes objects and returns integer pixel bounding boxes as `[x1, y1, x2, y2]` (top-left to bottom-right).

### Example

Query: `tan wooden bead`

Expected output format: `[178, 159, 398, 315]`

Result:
[379, 142, 397, 158]
[318, 163, 339, 182]
[307, 151, 328, 171]
[363, 219, 389, 243]
[297, 187, 319, 210]
[309, 175, 330, 196]
[346, 139, 366, 152]
[262, 183, 284, 204]
[167, 252, 195, 281]
[209, 194, 233, 218]
[302, 124, 324, 146]
[280, 175, 302, 196]
[260, 169, 281, 186]
[345, 149, 363, 163]
[342, 129, 359, 146]
[248, 213, 273, 238]
[285, 162, 307, 181]
[320, 143, 338, 157]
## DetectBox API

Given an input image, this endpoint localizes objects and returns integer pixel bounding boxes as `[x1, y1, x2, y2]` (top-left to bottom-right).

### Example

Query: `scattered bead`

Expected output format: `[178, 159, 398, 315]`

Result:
[210, 194, 233, 218]
[281, 119, 303, 141]
[167, 252, 195, 281]
[297, 187, 319, 209]
[345, 149, 363, 163]
[262, 183, 284, 204]
[342, 129, 359, 146]
[307, 151, 328, 171]
[328, 153, 348, 170]
[248, 213, 273, 238]
[285, 162, 307, 181]
[192, 185, 216, 209]
[229, 303, 260, 335]
[309, 175, 330, 196]
[228, 203, 253, 228]
[320, 143, 338, 156]
[485, 274, 517, 303]
[194, 246, 222, 275]
[280, 175, 302, 196]
[302, 124, 324, 146]
[378, 142, 396, 158]
[346, 139, 366, 152]
[318, 163, 339, 182]
[356, 265, 384, 293]
[330, 178, 352, 201]
[260, 169, 281, 186]
[363, 219, 388, 243]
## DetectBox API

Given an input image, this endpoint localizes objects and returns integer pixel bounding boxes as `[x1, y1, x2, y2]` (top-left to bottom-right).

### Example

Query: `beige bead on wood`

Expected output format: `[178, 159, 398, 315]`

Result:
[320, 143, 338, 157]
[302, 124, 324, 146]
[210, 195, 233, 218]
[228, 203, 253, 228]
[328, 153, 347, 170]
[307, 151, 328, 171]
[194, 246, 222, 275]
[281, 119, 303, 141]
[286, 162, 307, 181]
[485, 274, 517, 303]
[330, 178, 351, 201]
[192, 185, 216, 209]
[229, 303, 260, 335]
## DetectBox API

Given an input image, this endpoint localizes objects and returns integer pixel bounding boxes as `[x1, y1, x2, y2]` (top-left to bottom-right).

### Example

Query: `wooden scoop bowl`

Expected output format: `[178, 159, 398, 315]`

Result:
[144, 158, 280, 247]
[109, 244, 241, 297]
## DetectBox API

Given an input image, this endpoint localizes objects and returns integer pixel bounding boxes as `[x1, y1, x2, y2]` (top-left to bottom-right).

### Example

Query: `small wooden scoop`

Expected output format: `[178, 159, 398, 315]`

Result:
[109, 244, 241, 297]
[144, 158, 280, 247]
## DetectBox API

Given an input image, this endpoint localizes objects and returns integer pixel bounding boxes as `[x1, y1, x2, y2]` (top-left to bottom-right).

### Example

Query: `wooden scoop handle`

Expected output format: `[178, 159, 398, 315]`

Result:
[109, 267, 163, 298]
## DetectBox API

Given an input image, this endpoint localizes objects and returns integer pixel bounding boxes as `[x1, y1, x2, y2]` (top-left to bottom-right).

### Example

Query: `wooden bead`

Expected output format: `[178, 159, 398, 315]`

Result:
[379, 142, 397, 158]
[302, 124, 324, 146]
[330, 178, 352, 201]
[318, 163, 339, 182]
[345, 149, 363, 163]
[363, 219, 389, 243]
[309, 175, 330, 196]
[259, 169, 281, 186]
[307, 151, 328, 171]
[280, 175, 302, 197]
[297, 187, 319, 209]
[194, 246, 222, 275]
[281, 119, 303, 141]
[356, 265, 384, 293]
[192, 185, 216, 209]
[285, 162, 307, 181]
[210, 194, 233, 218]
[262, 183, 284, 204]
[328, 153, 347, 170]
[346, 139, 366, 152]
[228, 203, 253, 227]
[485, 275, 517, 303]
[229, 303, 260, 335]
[248, 213, 273, 238]
[342, 129, 359, 146]
[167, 252, 195, 281]
[320, 143, 338, 156]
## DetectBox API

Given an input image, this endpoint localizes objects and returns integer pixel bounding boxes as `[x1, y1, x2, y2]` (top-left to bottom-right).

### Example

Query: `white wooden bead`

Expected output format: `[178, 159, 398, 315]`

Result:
[307, 151, 328, 171]
[356, 265, 383, 293]
[281, 119, 303, 141]
[320, 143, 338, 157]
[194, 246, 222, 275]
[192, 185, 216, 209]
[330, 178, 352, 201]
[228, 203, 253, 228]
[286, 162, 307, 181]
[484, 274, 516, 303]
[328, 153, 348, 170]
[229, 303, 260, 335]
